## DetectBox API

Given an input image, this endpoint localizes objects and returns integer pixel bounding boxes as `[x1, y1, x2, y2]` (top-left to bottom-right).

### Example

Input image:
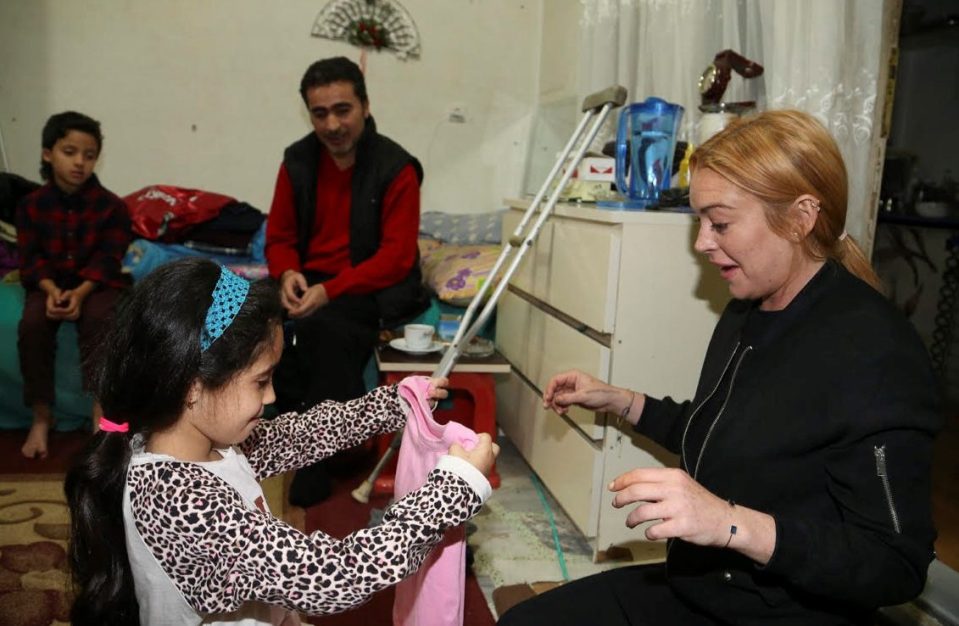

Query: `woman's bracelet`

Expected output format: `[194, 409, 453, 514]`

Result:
[723, 499, 738, 549]
[617, 390, 636, 428]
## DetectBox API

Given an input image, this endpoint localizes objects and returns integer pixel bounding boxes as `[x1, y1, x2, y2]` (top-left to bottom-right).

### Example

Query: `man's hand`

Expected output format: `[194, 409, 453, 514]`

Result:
[287, 284, 329, 318]
[279, 270, 308, 311]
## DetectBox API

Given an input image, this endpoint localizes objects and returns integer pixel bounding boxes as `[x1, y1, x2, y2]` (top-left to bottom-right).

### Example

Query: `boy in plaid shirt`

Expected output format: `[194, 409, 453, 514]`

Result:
[16, 111, 131, 458]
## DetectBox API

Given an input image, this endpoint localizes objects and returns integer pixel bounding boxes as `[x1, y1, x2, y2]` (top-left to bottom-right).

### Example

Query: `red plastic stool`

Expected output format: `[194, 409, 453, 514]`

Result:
[372, 371, 500, 496]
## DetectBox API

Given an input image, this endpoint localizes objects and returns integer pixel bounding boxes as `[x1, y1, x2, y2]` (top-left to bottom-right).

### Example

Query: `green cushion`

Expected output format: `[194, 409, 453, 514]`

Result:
[0, 282, 90, 430]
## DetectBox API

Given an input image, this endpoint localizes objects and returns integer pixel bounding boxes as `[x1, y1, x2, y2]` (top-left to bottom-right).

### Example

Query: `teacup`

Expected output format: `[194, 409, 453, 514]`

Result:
[404, 324, 435, 351]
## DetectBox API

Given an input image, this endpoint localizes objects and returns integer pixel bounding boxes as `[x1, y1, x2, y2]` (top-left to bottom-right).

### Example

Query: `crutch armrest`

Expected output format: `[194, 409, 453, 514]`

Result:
[581, 85, 628, 113]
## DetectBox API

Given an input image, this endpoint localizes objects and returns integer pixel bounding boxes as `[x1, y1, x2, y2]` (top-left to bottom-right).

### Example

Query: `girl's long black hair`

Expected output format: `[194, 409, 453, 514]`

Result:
[64, 258, 282, 625]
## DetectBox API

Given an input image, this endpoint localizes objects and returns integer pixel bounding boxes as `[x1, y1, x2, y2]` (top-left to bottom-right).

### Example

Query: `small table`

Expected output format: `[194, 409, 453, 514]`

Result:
[372, 342, 510, 494]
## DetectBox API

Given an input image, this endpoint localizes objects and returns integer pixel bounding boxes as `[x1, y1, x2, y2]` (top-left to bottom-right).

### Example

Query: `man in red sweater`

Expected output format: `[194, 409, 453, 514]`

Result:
[265, 57, 427, 505]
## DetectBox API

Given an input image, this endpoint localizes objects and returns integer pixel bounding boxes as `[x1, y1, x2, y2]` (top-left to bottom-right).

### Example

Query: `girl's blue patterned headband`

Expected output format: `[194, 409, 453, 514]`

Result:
[200, 266, 250, 352]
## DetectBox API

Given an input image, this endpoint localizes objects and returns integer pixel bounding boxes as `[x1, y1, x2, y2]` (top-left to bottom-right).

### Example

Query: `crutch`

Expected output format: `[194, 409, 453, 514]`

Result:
[351, 85, 628, 503]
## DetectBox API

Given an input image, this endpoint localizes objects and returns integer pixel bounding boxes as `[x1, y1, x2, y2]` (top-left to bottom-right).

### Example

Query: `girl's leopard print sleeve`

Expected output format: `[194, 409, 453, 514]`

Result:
[240, 384, 406, 479]
[128, 461, 483, 616]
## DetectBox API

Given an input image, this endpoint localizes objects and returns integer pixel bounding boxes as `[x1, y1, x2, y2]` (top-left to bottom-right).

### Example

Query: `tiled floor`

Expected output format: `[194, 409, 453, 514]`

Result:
[468, 437, 644, 614]
[1, 417, 957, 622]
[480, 436, 952, 625]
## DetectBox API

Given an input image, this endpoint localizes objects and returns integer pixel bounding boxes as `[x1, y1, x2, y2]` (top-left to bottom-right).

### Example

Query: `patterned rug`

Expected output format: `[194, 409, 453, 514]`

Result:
[0, 471, 288, 626]
[0, 474, 71, 626]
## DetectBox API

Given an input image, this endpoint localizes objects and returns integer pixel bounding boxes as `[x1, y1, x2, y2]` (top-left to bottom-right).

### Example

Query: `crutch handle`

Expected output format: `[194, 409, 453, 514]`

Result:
[582, 85, 627, 113]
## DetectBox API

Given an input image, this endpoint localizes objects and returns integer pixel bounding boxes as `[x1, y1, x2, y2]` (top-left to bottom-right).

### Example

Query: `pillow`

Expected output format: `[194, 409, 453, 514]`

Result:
[417, 237, 443, 257]
[420, 243, 500, 306]
[419, 210, 506, 245]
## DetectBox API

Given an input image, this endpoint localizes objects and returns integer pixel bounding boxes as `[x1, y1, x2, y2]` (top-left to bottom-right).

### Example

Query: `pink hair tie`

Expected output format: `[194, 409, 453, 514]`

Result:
[99, 417, 129, 433]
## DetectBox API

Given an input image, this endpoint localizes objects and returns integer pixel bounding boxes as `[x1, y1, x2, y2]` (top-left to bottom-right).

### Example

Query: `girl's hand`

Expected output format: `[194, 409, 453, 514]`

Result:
[449, 433, 499, 477]
[427, 377, 449, 401]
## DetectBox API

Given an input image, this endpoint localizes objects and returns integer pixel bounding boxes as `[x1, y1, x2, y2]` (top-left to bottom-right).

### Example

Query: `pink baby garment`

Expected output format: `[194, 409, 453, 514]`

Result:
[393, 376, 479, 626]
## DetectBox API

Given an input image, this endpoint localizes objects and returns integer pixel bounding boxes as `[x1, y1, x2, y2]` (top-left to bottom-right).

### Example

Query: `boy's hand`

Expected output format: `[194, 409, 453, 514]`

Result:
[44, 286, 68, 319]
[48, 281, 94, 321]
[449, 433, 499, 478]
[56, 290, 84, 320]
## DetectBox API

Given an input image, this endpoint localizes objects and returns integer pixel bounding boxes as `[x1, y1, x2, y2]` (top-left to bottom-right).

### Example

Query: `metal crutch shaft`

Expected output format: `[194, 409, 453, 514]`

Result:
[351, 85, 626, 503]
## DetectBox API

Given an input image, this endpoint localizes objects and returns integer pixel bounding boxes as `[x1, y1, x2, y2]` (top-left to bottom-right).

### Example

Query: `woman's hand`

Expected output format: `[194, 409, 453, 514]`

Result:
[609, 467, 735, 546]
[608, 466, 777, 563]
[449, 432, 499, 477]
[543, 369, 638, 421]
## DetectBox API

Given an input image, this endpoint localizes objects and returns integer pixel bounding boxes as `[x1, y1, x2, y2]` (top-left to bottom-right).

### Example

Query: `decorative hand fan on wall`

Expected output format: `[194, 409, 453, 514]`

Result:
[311, 0, 421, 60]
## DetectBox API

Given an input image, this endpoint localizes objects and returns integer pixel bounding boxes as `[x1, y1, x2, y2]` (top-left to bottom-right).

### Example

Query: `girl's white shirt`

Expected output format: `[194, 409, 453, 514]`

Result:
[123, 442, 300, 626]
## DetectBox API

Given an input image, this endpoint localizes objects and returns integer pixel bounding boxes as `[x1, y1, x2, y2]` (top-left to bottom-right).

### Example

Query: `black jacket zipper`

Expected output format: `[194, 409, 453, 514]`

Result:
[680, 342, 741, 475]
[668, 342, 751, 569]
[680, 343, 753, 479]
[691, 346, 753, 480]
[874, 445, 902, 534]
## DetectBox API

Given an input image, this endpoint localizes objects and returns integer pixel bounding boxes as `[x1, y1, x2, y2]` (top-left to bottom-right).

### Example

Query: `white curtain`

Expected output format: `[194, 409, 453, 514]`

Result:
[578, 0, 887, 248]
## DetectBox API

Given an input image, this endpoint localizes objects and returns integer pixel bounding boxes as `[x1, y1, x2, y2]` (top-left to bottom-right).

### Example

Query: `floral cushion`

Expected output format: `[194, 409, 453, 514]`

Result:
[419, 243, 500, 306]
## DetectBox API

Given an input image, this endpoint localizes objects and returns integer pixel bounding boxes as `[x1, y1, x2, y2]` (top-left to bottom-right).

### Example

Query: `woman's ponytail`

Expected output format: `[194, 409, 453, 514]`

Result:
[65, 430, 139, 625]
[834, 233, 884, 294]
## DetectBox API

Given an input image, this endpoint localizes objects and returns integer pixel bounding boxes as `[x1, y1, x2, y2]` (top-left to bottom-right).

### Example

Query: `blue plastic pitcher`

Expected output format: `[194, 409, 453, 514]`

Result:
[602, 97, 684, 210]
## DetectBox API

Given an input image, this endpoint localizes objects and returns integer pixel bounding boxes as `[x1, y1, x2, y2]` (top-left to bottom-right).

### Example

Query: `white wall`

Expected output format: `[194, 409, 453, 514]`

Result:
[523, 0, 582, 194]
[0, 0, 540, 214]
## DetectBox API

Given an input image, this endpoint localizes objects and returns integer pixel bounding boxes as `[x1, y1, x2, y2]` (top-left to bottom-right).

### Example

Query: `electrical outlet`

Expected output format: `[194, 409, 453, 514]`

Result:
[448, 103, 467, 123]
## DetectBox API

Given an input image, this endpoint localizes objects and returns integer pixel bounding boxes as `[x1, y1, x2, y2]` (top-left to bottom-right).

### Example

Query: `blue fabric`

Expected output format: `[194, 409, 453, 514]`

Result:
[123, 237, 263, 283]
[0, 282, 90, 430]
[419, 210, 505, 245]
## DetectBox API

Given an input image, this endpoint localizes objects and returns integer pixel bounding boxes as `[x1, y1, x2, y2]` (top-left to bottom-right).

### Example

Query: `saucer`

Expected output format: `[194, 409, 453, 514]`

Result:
[389, 337, 444, 354]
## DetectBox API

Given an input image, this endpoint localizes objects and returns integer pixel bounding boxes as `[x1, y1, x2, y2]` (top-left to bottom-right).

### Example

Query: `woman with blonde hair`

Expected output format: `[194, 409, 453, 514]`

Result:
[499, 110, 941, 625]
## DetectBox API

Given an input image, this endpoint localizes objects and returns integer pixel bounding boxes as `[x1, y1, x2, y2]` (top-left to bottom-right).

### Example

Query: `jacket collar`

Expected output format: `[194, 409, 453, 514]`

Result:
[741, 259, 842, 348]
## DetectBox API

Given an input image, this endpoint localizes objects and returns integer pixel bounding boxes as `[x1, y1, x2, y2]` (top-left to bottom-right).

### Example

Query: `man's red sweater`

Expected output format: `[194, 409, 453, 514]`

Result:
[264, 150, 419, 301]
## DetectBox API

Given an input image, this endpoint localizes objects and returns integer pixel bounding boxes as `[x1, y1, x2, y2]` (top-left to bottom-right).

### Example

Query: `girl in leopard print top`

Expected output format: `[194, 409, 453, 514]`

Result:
[64, 258, 498, 625]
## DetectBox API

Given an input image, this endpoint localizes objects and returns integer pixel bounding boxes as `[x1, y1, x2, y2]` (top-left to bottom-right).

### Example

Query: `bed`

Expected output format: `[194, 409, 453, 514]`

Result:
[0, 209, 505, 430]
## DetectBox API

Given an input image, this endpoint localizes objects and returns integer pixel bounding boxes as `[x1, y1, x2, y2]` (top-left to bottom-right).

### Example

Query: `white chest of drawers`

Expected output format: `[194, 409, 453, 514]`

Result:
[494, 198, 729, 559]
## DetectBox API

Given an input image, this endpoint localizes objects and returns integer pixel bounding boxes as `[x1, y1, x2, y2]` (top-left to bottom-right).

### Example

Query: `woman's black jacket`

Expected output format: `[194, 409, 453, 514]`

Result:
[638, 260, 942, 625]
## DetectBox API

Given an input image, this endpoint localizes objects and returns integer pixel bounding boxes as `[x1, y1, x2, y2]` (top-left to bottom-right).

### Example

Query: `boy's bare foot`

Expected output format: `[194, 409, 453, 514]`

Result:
[22, 420, 51, 459]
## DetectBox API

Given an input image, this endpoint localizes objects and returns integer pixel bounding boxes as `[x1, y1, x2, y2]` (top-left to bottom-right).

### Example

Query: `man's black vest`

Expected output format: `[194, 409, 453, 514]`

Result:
[283, 118, 429, 329]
